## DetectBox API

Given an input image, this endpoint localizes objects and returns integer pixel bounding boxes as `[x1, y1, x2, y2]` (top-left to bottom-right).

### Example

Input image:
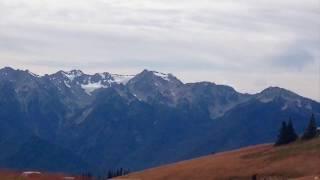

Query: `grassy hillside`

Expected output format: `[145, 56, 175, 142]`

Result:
[123, 138, 320, 180]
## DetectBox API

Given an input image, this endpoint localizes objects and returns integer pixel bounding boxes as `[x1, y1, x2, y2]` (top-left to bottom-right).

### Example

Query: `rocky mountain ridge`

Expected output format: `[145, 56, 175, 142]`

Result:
[0, 66, 319, 174]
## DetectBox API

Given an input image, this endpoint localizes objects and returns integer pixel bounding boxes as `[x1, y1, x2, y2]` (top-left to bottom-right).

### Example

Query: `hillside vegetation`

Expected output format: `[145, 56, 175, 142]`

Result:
[123, 138, 320, 180]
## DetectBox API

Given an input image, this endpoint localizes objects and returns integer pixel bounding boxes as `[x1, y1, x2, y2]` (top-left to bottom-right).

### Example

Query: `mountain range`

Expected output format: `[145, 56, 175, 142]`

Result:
[0, 66, 319, 174]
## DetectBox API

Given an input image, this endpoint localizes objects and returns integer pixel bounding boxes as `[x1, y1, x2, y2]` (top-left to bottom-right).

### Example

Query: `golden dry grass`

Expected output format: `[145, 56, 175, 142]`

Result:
[122, 138, 320, 180]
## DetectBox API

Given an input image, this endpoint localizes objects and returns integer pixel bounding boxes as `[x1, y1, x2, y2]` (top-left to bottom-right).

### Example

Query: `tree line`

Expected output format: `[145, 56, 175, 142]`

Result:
[275, 113, 319, 146]
[107, 168, 130, 179]
[80, 168, 130, 180]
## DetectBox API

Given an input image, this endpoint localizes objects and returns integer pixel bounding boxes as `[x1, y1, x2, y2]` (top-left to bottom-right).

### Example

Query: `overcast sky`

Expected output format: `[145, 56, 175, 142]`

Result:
[0, 0, 319, 100]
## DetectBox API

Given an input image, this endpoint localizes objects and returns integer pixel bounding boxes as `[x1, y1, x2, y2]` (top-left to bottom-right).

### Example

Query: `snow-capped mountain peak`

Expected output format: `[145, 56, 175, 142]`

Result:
[80, 73, 133, 95]
[61, 70, 84, 81]
[151, 71, 170, 81]
[47, 69, 135, 95]
[135, 69, 181, 84]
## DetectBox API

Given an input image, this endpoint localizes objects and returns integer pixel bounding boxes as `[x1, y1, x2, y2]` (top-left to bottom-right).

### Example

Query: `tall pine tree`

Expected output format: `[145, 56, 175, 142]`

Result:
[286, 119, 298, 142]
[275, 121, 288, 146]
[275, 119, 298, 146]
[302, 114, 318, 140]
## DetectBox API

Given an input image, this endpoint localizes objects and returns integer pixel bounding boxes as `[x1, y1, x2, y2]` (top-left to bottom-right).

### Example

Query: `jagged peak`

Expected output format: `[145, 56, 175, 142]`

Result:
[97, 72, 111, 79]
[52, 69, 85, 81]
[135, 69, 180, 83]
[62, 69, 84, 76]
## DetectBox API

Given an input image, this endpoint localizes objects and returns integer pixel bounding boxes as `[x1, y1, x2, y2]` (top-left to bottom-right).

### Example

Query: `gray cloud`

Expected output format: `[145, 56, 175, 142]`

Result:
[0, 0, 319, 100]
[272, 48, 315, 71]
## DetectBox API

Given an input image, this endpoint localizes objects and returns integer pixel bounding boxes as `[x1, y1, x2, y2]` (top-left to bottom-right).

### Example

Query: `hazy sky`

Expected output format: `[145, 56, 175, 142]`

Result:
[0, 0, 319, 100]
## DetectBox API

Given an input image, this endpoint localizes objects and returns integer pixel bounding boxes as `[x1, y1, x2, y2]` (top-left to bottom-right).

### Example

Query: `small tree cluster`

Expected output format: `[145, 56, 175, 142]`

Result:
[107, 168, 130, 179]
[275, 114, 318, 146]
[275, 119, 298, 146]
[302, 113, 318, 140]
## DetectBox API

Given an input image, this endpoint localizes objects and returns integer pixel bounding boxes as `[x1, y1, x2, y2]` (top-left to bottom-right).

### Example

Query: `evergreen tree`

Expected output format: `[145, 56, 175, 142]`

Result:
[107, 170, 112, 179]
[106, 168, 129, 179]
[275, 119, 298, 146]
[302, 114, 318, 140]
[286, 119, 298, 142]
[275, 121, 288, 146]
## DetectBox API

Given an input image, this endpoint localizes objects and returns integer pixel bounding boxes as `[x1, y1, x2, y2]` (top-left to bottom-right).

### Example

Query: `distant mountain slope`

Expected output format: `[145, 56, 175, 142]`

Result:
[0, 136, 89, 173]
[125, 138, 320, 180]
[0, 66, 319, 174]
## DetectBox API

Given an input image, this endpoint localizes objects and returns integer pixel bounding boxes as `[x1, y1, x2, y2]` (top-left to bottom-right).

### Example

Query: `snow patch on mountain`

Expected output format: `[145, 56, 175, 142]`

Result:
[281, 103, 288, 111]
[62, 70, 84, 81]
[64, 81, 71, 88]
[152, 71, 170, 81]
[53, 71, 135, 94]
[81, 82, 107, 95]
[111, 74, 133, 85]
